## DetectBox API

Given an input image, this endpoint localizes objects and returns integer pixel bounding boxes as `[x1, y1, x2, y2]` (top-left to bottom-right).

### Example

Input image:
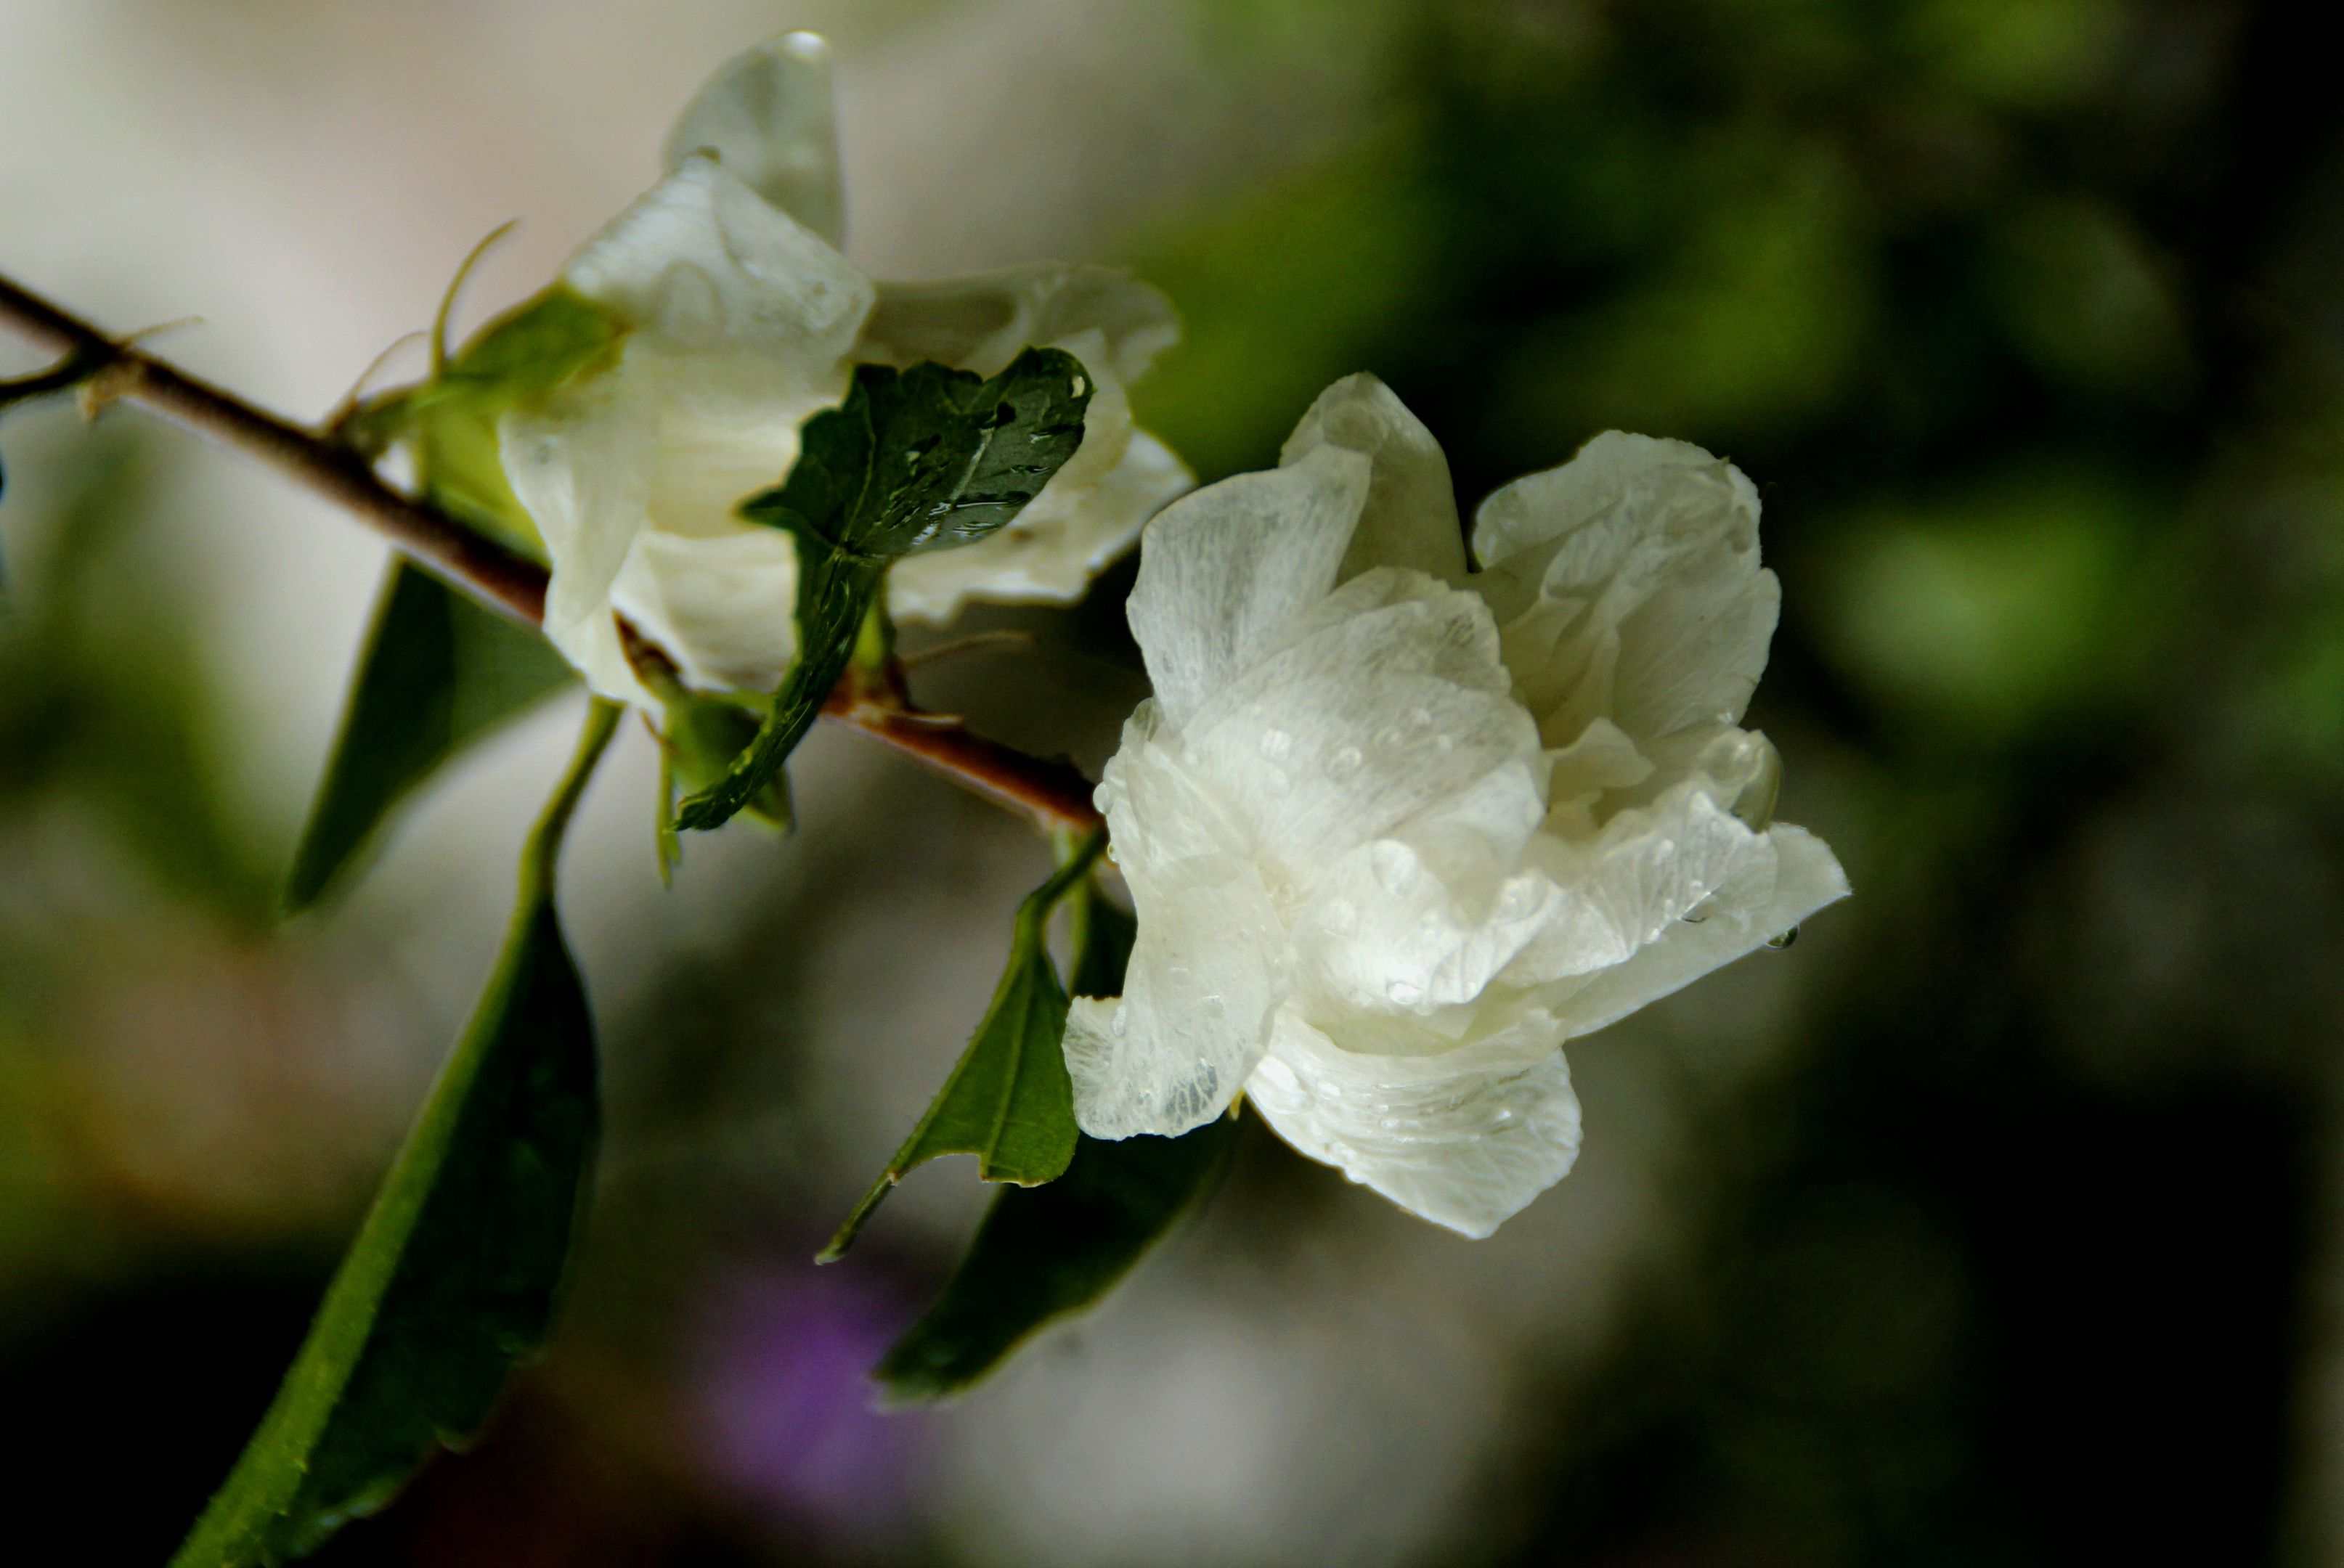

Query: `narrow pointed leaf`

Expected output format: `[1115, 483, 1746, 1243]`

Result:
[174, 700, 619, 1568]
[871, 878, 1237, 1401]
[821, 832, 1107, 1261]
[874, 1114, 1240, 1402]
[675, 348, 1091, 833]
[654, 685, 793, 878]
[285, 561, 572, 913]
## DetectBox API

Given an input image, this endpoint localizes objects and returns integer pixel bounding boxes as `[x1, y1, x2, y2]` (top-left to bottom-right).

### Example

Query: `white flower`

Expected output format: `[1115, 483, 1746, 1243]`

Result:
[500, 34, 1192, 706]
[1063, 375, 1849, 1237]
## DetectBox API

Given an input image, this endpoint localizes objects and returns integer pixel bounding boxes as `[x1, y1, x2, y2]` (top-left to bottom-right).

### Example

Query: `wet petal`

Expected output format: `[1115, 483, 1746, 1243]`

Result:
[1126, 444, 1371, 727]
[1555, 822, 1848, 1035]
[1067, 715, 1286, 1138]
[1246, 1005, 1582, 1238]
[1474, 432, 1776, 748]
[565, 157, 871, 365]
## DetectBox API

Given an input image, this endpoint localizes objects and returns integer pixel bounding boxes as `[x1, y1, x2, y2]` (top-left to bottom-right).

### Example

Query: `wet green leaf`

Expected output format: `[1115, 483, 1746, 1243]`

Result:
[821, 832, 1107, 1262]
[285, 561, 573, 913]
[675, 348, 1091, 833]
[739, 346, 1093, 558]
[174, 700, 619, 1568]
[873, 875, 1237, 1401]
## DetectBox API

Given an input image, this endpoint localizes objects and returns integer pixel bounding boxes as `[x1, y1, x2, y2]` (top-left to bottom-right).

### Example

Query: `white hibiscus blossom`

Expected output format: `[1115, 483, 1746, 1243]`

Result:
[1064, 375, 1849, 1237]
[500, 33, 1191, 706]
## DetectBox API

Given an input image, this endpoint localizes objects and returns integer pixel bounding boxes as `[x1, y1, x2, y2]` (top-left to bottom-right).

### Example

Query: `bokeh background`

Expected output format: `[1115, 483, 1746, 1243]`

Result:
[6, 1, 2342, 1562]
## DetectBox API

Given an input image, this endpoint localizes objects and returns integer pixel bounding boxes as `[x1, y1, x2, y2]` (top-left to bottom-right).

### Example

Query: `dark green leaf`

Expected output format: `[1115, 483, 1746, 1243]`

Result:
[674, 348, 1092, 834]
[350, 286, 627, 551]
[174, 700, 619, 1568]
[875, 1116, 1240, 1402]
[821, 831, 1107, 1262]
[739, 346, 1092, 557]
[654, 685, 793, 878]
[285, 561, 574, 913]
[873, 876, 1237, 1402]
[670, 544, 884, 833]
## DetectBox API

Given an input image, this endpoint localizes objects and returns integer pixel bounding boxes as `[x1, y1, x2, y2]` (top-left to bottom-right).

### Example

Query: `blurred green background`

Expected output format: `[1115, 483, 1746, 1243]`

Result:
[8, 0, 2344, 1562]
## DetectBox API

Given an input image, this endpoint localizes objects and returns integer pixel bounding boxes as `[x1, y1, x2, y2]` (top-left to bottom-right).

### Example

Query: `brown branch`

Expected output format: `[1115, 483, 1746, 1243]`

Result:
[0, 272, 550, 625]
[0, 269, 1102, 835]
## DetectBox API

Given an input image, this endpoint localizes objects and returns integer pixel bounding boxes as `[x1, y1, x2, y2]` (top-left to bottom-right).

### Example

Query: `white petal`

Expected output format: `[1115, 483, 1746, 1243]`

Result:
[1473, 432, 1777, 748]
[857, 265, 1181, 385]
[1554, 822, 1849, 1037]
[1127, 444, 1372, 727]
[501, 364, 664, 705]
[563, 157, 871, 366]
[1245, 1005, 1582, 1238]
[1294, 818, 1561, 1018]
[1179, 569, 1537, 883]
[1066, 710, 1288, 1139]
[608, 525, 800, 693]
[662, 32, 846, 247]
[1505, 772, 1782, 987]
[1279, 373, 1467, 585]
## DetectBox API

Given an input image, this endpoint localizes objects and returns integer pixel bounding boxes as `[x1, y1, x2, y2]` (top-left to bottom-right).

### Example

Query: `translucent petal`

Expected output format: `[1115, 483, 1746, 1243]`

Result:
[1473, 432, 1777, 748]
[1278, 374, 1467, 585]
[1126, 444, 1371, 727]
[1553, 822, 1849, 1037]
[1179, 570, 1536, 882]
[857, 265, 1181, 385]
[1504, 775, 1781, 986]
[1245, 1005, 1582, 1238]
[608, 525, 800, 694]
[501, 364, 664, 705]
[662, 32, 845, 247]
[1067, 717, 1287, 1138]
[563, 157, 871, 366]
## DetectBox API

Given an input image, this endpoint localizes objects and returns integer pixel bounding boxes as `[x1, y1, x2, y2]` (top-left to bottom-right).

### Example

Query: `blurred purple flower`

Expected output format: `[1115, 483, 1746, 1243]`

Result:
[680, 1260, 931, 1544]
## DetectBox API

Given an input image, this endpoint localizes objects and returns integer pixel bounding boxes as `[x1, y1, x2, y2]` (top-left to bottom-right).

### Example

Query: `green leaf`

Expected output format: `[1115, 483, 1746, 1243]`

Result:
[876, 1114, 1240, 1402]
[174, 700, 620, 1568]
[872, 875, 1238, 1402]
[821, 830, 1107, 1262]
[738, 346, 1094, 558]
[285, 560, 574, 913]
[674, 348, 1092, 833]
[652, 684, 793, 878]
[351, 286, 628, 552]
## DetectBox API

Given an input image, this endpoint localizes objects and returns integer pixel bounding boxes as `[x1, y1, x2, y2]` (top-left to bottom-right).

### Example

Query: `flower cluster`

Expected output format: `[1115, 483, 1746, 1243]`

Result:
[497, 34, 1190, 707]
[1063, 376, 1849, 1236]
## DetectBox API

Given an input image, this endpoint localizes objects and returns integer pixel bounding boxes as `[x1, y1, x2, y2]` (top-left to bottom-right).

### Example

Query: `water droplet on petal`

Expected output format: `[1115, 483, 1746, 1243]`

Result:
[1385, 979, 1425, 1006]
[1329, 745, 1364, 778]
[1258, 728, 1293, 761]
[1767, 925, 1800, 950]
